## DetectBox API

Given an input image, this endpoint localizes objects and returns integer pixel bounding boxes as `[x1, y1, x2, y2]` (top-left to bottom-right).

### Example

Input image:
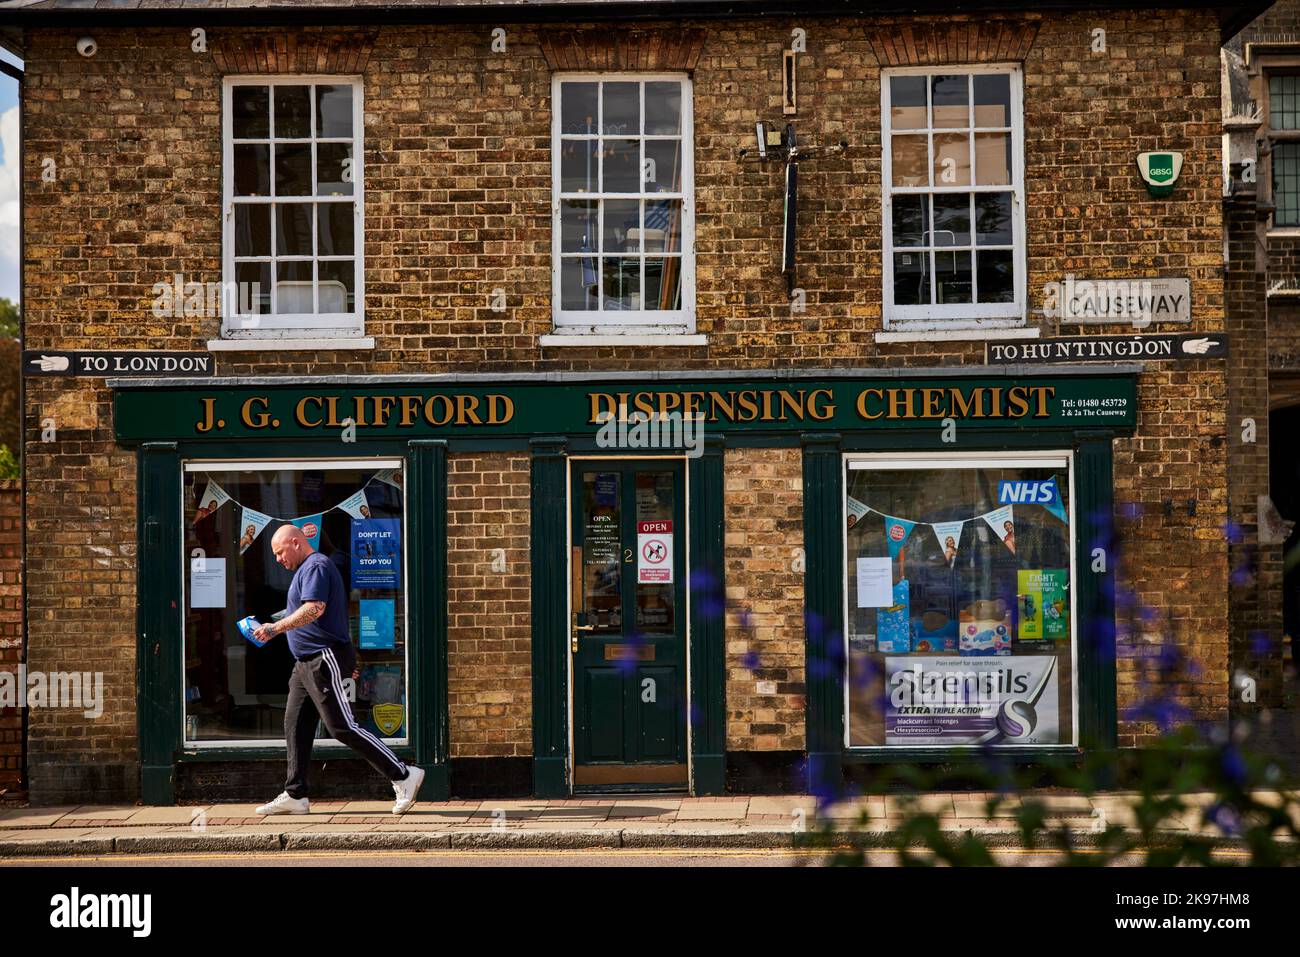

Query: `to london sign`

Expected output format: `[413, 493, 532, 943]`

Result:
[113, 375, 1138, 442]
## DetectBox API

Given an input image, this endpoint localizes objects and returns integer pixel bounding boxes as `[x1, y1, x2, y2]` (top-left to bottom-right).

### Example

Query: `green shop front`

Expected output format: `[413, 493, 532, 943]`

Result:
[111, 368, 1137, 804]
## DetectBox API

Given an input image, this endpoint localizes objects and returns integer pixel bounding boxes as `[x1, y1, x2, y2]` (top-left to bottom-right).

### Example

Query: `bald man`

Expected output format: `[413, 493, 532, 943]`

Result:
[253, 524, 424, 816]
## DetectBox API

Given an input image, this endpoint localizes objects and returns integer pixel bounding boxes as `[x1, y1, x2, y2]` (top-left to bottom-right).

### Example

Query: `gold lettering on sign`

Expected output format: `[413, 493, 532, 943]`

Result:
[295, 397, 324, 428]
[241, 396, 272, 429]
[196, 397, 218, 433]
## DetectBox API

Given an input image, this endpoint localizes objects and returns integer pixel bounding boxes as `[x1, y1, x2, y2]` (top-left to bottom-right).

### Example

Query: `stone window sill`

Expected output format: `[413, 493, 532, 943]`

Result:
[206, 337, 376, 352]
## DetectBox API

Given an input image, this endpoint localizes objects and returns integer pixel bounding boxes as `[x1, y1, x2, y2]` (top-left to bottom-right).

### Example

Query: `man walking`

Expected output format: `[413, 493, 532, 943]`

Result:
[253, 524, 424, 815]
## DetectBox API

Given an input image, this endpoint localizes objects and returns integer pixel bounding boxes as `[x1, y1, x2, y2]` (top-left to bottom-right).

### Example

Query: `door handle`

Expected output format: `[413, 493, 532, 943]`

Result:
[572, 623, 595, 653]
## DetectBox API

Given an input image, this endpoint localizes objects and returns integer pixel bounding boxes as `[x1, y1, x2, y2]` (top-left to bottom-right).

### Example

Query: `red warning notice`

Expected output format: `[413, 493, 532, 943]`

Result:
[636, 520, 673, 583]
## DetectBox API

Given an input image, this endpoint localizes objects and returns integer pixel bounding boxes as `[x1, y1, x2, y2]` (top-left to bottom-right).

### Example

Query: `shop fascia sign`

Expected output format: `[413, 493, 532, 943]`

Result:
[1136, 151, 1183, 198]
[114, 376, 1138, 442]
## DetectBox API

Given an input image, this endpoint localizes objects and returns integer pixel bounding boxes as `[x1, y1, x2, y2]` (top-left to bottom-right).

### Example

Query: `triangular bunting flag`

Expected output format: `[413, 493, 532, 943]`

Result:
[237, 508, 274, 554]
[193, 479, 231, 525]
[882, 515, 916, 560]
[930, 520, 965, 565]
[982, 505, 1016, 554]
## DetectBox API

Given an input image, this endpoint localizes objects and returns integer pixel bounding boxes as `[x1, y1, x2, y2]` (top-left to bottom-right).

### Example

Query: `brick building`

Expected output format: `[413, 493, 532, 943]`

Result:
[0, 0, 1266, 805]
[1222, 0, 1300, 722]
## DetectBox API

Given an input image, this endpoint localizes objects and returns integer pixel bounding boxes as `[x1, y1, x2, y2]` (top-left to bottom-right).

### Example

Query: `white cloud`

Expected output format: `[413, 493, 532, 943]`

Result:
[0, 105, 17, 303]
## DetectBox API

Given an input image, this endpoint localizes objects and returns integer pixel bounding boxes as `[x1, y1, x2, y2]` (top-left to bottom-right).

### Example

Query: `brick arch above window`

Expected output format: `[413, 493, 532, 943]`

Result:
[211, 29, 379, 75]
[540, 27, 707, 72]
[867, 19, 1040, 67]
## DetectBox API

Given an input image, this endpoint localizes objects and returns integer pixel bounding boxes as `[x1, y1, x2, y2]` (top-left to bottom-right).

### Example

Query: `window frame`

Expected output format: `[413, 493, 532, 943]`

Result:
[221, 75, 366, 340]
[550, 72, 696, 333]
[180, 456, 408, 749]
[1266, 70, 1300, 229]
[839, 450, 1080, 751]
[880, 64, 1027, 330]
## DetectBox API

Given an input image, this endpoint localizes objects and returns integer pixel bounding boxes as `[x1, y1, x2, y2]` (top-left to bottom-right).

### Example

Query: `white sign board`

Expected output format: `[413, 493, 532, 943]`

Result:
[637, 520, 673, 584]
[190, 557, 227, 609]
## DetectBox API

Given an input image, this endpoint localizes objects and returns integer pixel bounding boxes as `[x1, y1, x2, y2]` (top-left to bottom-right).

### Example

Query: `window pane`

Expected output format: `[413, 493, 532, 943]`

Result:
[602, 139, 641, 192]
[844, 462, 1074, 748]
[931, 74, 968, 128]
[234, 262, 271, 315]
[318, 261, 356, 313]
[316, 202, 355, 257]
[603, 199, 640, 253]
[561, 200, 598, 253]
[977, 249, 1015, 303]
[644, 257, 682, 311]
[1275, 143, 1300, 227]
[315, 84, 354, 138]
[973, 74, 1011, 127]
[581, 472, 622, 628]
[560, 139, 599, 193]
[602, 82, 639, 135]
[893, 251, 929, 305]
[644, 139, 683, 193]
[931, 193, 971, 246]
[561, 82, 599, 135]
[935, 250, 972, 303]
[932, 132, 971, 186]
[891, 195, 930, 247]
[234, 204, 271, 257]
[275, 203, 313, 257]
[643, 200, 682, 253]
[975, 131, 1011, 185]
[184, 466, 407, 744]
[890, 75, 927, 130]
[274, 261, 314, 313]
[231, 85, 269, 138]
[234, 144, 270, 196]
[975, 193, 1013, 245]
[561, 256, 599, 310]
[274, 85, 312, 138]
[602, 257, 639, 310]
[645, 82, 682, 135]
[891, 134, 928, 187]
[316, 143, 354, 196]
[274, 143, 313, 196]
[1269, 75, 1300, 131]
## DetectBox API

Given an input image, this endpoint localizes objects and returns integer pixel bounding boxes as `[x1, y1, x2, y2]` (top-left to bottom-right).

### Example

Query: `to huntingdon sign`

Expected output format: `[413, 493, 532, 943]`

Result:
[986, 333, 1228, 364]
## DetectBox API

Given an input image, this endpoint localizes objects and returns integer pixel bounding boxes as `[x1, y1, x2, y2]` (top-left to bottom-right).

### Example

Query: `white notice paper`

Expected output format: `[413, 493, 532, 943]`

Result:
[190, 558, 227, 608]
[856, 557, 893, 608]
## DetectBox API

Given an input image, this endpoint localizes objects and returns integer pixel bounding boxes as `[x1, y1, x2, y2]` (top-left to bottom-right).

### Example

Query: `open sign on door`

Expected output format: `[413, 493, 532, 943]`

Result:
[637, 520, 673, 584]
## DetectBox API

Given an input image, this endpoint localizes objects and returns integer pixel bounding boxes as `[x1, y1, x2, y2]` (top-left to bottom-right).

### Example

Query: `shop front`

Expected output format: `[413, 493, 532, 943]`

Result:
[113, 367, 1136, 804]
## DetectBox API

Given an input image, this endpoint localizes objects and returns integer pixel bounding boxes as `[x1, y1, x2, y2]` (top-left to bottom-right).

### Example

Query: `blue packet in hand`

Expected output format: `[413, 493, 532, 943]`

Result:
[238, 615, 269, 647]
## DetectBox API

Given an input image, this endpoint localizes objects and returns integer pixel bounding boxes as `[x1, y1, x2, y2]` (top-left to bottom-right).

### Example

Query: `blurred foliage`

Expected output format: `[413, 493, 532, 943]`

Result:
[0, 298, 16, 339]
[0, 444, 15, 480]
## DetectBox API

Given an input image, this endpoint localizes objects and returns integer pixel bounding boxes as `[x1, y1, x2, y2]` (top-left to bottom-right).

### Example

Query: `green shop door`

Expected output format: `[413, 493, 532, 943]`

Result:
[570, 461, 688, 789]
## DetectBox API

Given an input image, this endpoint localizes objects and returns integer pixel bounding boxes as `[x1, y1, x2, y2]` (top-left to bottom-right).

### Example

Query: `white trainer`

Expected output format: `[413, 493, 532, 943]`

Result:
[255, 791, 310, 815]
[392, 765, 425, 815]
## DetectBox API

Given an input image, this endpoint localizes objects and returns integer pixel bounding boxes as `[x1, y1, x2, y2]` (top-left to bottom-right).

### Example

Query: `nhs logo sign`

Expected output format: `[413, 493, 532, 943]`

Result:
[999, 478, 1060, 507]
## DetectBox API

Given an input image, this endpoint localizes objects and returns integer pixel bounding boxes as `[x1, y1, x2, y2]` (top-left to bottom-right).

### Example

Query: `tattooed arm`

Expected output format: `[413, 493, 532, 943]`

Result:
[269, 600, 326, 636]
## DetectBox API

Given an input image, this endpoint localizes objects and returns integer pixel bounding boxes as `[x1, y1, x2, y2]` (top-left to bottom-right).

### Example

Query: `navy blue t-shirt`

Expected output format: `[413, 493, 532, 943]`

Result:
[284, 551, 350, 659]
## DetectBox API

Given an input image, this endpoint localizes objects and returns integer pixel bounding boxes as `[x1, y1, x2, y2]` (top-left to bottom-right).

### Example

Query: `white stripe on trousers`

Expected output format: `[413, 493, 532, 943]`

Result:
[322, 647, 407, 780]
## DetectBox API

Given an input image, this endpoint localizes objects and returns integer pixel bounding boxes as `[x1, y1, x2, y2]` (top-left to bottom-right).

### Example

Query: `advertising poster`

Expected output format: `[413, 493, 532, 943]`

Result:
[846, 495, 870, 530]
[1017, 569, 1069, 643]
[292, 513, 323, 550]
[930, 520, 965, 565]
[885, 656, 1060, 746]
[338, 488, 371, 520]
[637, 519, 673, 583]
[237, 508, 274, 554]
[193, 479, 230, 524]
[352, 519, 401, 588]
[982, 505, 1016, 553]
[882, 515, 916, 559]
[359, 598, 396, 650]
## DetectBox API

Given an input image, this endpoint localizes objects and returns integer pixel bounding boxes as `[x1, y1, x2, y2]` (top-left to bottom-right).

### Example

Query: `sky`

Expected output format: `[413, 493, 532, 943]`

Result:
[0, 47, 20, 306]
